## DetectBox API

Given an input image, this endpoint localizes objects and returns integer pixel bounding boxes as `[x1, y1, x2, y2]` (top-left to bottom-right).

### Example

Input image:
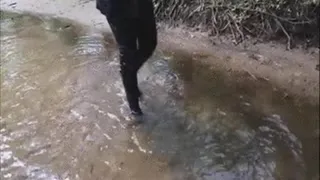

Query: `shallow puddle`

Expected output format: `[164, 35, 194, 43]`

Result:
[0, 11, 319, 180]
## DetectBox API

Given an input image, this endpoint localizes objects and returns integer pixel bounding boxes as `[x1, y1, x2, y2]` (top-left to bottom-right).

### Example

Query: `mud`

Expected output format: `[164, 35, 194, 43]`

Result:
[0, 12, 319, 180]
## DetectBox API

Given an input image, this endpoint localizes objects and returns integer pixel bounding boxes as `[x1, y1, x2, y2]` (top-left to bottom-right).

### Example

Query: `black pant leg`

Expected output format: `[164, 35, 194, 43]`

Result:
[135, 0, 158, 70]
[106, 18, 142, 113]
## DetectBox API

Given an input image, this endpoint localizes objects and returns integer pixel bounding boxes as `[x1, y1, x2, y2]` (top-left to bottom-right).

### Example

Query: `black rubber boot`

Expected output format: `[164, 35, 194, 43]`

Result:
[128, 97, 143, 116]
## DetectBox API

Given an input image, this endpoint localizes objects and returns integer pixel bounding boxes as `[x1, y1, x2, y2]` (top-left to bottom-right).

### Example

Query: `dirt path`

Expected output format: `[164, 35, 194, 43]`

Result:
[1, 0, 319, 103]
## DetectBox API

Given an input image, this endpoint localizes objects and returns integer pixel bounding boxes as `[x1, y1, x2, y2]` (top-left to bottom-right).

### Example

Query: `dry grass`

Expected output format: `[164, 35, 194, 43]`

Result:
[154, 0, 319, 49]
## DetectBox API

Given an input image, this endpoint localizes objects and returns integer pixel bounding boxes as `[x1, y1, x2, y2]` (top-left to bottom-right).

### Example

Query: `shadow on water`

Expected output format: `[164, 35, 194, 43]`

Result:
[0, 11, 319, 180]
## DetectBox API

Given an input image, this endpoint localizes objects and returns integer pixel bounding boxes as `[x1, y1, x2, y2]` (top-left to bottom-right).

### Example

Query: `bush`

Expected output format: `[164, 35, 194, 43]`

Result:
[154, 0, 319, 48]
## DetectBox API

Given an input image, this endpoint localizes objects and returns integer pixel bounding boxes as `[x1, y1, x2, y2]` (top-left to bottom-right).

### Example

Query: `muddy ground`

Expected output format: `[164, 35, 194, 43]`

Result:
[1, 0, 319, 103]
[0, 0, 319, 180]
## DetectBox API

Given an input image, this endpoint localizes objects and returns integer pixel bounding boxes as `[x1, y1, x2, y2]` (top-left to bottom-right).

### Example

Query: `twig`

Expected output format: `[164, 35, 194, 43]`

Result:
[169, 0, 180, 18]
[244, 69, 258, 80]
[232, 16, 245, 41]
[274, 18, 292, 50]
[188, 5, 201, 19]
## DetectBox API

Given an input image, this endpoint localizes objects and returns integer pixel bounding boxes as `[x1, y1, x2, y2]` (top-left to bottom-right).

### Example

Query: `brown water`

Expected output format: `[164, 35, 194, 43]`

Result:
[0, 11, 319, 180]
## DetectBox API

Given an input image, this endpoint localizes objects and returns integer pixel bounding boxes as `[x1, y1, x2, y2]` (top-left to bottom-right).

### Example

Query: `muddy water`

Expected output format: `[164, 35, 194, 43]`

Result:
[0, 11, 319, 180]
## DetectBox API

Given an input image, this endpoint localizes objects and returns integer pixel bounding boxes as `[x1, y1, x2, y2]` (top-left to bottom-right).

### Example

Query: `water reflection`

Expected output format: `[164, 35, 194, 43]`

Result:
[163, 50, 319, 179]
[0, 11, 319, 180]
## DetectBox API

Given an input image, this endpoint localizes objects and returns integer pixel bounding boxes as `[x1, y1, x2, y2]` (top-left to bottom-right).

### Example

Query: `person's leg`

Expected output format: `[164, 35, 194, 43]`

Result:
[107, 17, 142, 114]
[135, 0, 157, 71]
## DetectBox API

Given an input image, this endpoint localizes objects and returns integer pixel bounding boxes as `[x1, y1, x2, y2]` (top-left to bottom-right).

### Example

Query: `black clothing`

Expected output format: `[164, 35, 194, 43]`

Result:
[97, 0, 157, 114]
[97, 0, 139, 18]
